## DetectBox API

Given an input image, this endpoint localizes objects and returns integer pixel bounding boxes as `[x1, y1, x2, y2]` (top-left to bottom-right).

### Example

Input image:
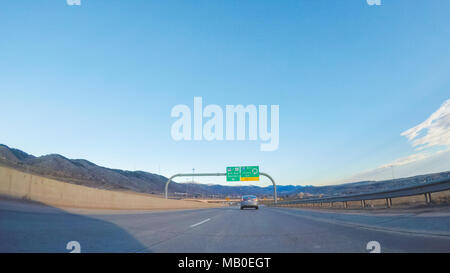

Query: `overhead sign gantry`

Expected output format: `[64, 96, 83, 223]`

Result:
[165, 166, 277, 203]
[227, 166, 260, 181]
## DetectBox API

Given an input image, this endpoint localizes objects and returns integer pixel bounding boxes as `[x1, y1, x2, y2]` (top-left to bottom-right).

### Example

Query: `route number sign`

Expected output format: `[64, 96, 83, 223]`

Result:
[226, 166, 259, 182]
[226, 167, 241, 181]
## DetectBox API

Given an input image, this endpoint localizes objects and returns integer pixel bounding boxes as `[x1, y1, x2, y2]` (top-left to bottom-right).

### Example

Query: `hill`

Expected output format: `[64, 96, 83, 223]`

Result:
[1, 144, 449, 198]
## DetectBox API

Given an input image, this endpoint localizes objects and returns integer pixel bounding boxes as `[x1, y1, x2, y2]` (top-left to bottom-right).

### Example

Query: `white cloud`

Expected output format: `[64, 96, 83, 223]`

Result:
[401, 99, 450, 150]
[327, 100, 450, 185]
[379, 152, 431, 168]
[334, 148, 450, 184]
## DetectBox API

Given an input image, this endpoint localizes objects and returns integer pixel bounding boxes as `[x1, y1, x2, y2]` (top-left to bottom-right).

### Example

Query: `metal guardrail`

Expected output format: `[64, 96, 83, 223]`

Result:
[270, 177, 450, 208]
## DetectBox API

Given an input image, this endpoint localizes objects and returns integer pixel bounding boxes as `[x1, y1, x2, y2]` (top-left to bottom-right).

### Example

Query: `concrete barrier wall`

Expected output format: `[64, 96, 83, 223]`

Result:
[0, 165, 218, 210]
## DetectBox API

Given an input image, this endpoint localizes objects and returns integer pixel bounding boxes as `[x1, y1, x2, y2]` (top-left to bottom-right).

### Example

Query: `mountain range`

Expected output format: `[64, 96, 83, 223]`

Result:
[1, 144, 449, 199]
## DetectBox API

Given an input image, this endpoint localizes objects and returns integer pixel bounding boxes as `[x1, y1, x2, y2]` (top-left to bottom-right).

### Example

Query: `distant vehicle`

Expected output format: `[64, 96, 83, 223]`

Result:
[240, 195, 258, 210]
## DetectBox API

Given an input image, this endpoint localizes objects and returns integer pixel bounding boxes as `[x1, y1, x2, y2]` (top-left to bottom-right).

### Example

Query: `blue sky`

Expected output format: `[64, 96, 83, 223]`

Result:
[1, 0, 449, 186]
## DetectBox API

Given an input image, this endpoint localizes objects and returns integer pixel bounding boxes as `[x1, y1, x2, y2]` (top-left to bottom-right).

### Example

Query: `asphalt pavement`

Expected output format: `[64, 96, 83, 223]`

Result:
[1, 199, 449, 253]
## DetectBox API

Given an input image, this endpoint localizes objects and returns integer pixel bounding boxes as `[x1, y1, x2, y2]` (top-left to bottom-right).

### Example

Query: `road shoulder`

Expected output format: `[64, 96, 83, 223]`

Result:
[269, 206, 450, 237]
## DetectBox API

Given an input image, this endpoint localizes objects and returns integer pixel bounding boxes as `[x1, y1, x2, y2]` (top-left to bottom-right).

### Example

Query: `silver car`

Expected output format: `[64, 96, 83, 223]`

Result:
[240, 195, 258, 210]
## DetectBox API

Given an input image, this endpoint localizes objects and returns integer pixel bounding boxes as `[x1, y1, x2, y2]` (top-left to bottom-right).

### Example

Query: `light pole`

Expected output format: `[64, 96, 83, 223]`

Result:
[191, 168, 195, 198]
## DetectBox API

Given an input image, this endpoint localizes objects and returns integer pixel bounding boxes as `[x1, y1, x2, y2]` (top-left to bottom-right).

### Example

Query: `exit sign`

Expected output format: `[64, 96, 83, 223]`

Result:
[226, 166, 259, 182]
[240, 166, 259, 181]
[226, 167, 241, 181]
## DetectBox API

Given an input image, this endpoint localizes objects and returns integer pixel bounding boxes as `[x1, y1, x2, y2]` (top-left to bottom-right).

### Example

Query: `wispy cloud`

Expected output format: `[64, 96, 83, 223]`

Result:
[333, 148, 450, 184]
[401, 99, 450, 150]
[379, 152, 431, 168]
[329, 99, 450, 185]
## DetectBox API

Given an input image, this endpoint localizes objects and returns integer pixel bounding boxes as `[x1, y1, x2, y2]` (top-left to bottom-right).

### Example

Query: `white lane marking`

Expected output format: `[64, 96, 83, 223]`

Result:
[190, 218, 211, 228]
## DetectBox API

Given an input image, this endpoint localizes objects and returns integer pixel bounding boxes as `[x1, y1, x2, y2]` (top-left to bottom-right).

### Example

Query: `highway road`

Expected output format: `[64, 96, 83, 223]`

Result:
[1, 199, 450, 253]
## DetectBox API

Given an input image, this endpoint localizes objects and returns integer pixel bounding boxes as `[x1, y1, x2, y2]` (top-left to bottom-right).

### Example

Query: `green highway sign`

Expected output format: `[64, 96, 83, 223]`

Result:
[226, 166, 241, 181]
[240, 166, 259, 181]
[226, 166, 259, 182]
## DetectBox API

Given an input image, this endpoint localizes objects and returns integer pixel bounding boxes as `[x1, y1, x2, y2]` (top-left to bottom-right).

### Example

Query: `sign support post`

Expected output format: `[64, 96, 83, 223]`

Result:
[165, 171, 277, 204]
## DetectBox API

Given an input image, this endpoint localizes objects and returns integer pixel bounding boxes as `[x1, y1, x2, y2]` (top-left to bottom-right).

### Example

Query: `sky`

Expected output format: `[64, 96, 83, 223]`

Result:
[1, 0, 449, 187]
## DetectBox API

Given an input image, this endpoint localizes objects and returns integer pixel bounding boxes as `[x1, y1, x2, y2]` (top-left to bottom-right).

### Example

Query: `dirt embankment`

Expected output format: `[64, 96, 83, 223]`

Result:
[0, 165, 221, 210]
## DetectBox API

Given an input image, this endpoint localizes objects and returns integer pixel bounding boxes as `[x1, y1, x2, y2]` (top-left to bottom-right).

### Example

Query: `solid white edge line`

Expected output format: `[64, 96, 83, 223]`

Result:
[190, 218, 211, 228]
